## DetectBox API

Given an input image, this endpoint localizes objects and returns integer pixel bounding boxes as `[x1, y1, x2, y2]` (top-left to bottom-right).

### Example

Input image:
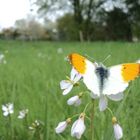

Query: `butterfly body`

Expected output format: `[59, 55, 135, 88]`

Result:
[95, 65, 109, 93]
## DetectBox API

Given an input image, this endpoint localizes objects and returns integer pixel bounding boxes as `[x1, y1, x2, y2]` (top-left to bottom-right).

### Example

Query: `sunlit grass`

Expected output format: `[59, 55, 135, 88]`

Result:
[0, 40, 140, 140]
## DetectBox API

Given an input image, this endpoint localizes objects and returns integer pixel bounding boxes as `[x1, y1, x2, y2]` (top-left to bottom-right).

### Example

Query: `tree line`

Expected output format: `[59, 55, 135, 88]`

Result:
[0, 0, 140, 41]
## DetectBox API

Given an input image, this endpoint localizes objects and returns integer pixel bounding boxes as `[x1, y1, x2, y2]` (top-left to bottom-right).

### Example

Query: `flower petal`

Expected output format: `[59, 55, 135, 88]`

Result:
[62, 85, 73, 95]
[2, 105, 7, 112]
[71, 118, 86, 139]
[108, 93, 124, 101]
[73, 73, 82, 83]
[3, 111, 9, 116]
[70, 68, 78, 80]
[99, 95, 108, 111]
[75, 99, 81, 106]
[8, 103, 13, 111]
[9, 110, 14, 114]
[60, 80, 71, 90]
[55, 121, 67, 134]
[67, 96, 79, 105]
[113, 124, 123, 139]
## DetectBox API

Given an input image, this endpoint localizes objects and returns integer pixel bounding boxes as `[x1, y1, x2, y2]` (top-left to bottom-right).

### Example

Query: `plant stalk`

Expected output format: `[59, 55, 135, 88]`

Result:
[90, 99, 95, 140]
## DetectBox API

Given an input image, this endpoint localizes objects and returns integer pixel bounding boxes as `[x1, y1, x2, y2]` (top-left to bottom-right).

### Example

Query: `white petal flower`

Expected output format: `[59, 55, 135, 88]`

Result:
[60, 68, 82, 95]
[113, 124, 123, 140]
[67, 95, 81, 106]
[18, 109, 29, 119]
[55, 121, 67, 133]
[35, 120, 40, 126]
[112, 117, 123, 140]
[71, 113, 86, 139]
[2, 103, 14, 117]
[55, 118, 71, 134]
[29, 120, 41, 131]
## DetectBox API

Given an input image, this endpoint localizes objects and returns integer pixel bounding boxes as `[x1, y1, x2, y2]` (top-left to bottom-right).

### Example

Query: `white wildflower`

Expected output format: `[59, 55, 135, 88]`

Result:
[2, 103, 14, 116]
[67, 94, 82, 106]
[18, 109, 28, 119]
[60, 68, 82, 95]
[71, 113, 86, 139]
[112, 117, 123, 140]
[55, 118, 71, 134]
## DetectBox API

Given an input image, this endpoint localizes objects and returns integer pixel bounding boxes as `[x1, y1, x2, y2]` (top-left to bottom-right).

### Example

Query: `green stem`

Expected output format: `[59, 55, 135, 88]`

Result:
[70, 114, 80, 119]
[107, 107, 114, 117]
[90, 99, 95, 140]
[83, 102, 91, 113]
[8, 115, 13, 140]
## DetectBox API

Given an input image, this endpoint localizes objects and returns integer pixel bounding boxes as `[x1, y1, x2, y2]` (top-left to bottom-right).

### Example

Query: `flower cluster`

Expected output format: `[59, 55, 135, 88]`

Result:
[2, 103, 29, 119]
[55, 113, 86, 139]
[56, 64, 123, 139]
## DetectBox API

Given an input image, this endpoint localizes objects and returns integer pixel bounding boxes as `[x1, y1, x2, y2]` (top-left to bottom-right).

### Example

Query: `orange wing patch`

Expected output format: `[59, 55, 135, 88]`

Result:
[121, 63, 140, 82]
[68, 53, 86, 74]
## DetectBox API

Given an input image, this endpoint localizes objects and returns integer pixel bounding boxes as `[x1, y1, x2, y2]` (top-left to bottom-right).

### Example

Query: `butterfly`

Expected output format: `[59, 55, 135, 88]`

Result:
[68, 53, 140, 111]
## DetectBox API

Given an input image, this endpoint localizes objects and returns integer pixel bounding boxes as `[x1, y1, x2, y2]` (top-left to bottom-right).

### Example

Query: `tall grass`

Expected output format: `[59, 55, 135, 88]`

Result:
[0, 40, 140, 140]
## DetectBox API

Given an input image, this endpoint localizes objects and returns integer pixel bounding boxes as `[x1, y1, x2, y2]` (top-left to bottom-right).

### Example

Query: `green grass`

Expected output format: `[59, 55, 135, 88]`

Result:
[0, 40, 140, 140]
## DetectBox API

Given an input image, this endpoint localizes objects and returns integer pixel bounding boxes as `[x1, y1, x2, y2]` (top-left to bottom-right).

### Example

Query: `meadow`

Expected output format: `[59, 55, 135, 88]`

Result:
[0, 40, 140, 140]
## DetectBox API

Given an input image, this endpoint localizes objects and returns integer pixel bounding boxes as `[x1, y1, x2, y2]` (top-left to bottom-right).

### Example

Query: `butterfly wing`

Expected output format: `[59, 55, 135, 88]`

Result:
[69, 53, 100, 96]
[103, 63, 140, 95]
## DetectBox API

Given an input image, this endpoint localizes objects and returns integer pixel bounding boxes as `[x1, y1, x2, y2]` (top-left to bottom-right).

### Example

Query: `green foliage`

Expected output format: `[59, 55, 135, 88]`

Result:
[57, 14, 79, 41]
[105, 8, 132, 41]
[0, 40, 140, 140]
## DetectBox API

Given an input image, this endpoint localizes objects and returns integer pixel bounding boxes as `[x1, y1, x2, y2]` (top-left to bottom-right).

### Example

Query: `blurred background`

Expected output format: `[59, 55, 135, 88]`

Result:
[0, 1, 140, 140]
[0, 0, 140, 42]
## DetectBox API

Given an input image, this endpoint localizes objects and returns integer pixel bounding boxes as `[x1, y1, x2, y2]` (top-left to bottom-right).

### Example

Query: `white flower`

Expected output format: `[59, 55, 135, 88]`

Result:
[18, 109, 28, 119]
[71, 113, 86, 139]
[60, 68, 82, 95]
[29, 120, 40, 130]
[90, 92, 124, 111]
[67, 95, 81, 106]
[112, 117, 123, 140]
[55, 118, 71, 134]
[2, 103, 14, 116]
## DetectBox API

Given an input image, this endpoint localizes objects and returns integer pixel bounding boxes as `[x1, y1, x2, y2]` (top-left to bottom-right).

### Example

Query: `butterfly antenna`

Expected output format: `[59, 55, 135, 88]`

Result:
[102, 54, 111, 64]
[84, 54, 97, 62]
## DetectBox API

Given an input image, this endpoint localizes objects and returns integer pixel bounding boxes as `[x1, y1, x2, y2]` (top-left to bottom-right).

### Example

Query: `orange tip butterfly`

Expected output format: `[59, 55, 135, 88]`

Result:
[68, 53, 140, 111]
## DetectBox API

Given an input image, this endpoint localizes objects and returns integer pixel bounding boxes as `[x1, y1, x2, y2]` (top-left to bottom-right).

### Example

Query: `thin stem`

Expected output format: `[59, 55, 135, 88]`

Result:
[8, 115, 13, 140]
[107, 107, 114, 117]
[83, 102, 91, 113]
[85, 115, 91, 122]
[70, 113, 80, 119]
[90, 99, 95, 140]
